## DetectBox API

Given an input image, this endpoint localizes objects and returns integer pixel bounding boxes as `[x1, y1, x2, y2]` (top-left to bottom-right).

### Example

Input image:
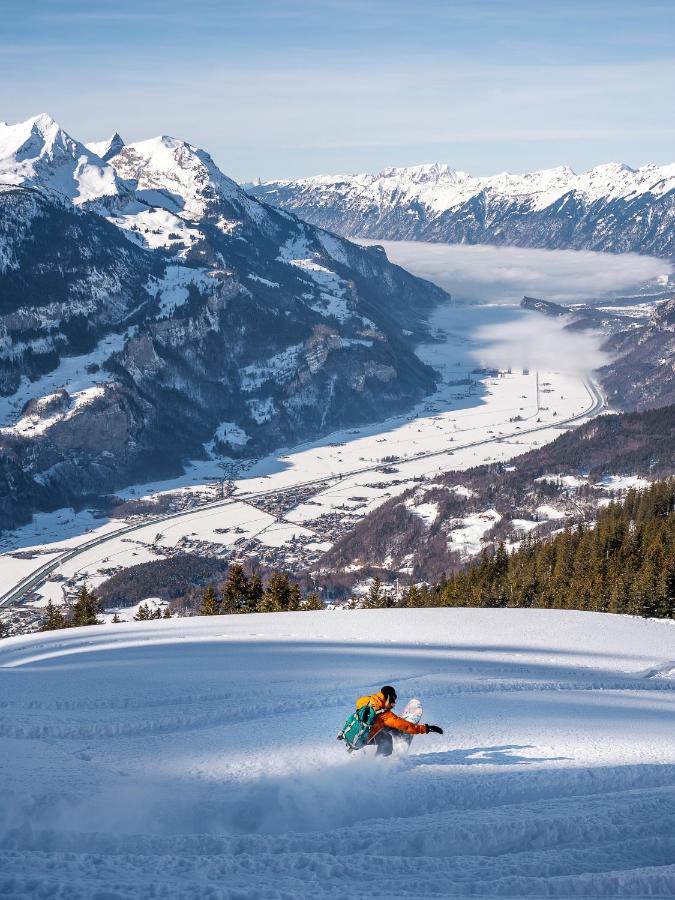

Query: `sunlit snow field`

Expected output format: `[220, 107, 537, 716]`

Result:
[0, 608, 673, 898]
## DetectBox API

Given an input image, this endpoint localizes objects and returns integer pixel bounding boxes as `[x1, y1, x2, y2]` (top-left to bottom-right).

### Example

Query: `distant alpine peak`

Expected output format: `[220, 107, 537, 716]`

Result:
[249, 158, 675, 256]
[0, 113, 128, 208]
[378, 162, 463, 181]
[85, 132, 125, 163]
[257, 159, 674, 205]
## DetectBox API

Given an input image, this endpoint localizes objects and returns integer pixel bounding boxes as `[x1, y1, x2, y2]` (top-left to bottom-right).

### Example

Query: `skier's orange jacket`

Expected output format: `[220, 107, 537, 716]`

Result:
[356, 691, 427, 740]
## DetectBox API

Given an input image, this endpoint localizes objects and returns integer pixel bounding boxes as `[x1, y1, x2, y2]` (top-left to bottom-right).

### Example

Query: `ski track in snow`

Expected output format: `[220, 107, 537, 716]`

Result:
[0, 608, 673, 899]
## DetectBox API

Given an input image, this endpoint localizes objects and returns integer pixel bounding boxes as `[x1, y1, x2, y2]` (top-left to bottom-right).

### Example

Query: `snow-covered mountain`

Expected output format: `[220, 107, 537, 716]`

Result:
[0, 113, 130, 210]
[108, 135, 263, 222]
[0, 115, 447, 531]
[248, 162, 675, 257]
[85, 132, 125, 163]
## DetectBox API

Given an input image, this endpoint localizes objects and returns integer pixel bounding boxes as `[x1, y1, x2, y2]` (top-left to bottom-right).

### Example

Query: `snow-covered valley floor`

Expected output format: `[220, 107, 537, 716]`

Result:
[1, 608, 673, 898]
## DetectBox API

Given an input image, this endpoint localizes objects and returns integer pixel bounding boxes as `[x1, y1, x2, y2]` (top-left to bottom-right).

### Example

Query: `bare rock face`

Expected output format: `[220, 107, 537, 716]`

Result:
[521, 297, 568, 317]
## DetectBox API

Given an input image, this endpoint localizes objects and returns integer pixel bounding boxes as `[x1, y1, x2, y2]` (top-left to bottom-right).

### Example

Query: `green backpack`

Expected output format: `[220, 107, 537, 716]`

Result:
[337, 703, 382, 752]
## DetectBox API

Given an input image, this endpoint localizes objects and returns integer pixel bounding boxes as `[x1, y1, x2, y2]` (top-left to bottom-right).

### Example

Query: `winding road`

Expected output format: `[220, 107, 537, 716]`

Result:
[0, 375, 605, 612]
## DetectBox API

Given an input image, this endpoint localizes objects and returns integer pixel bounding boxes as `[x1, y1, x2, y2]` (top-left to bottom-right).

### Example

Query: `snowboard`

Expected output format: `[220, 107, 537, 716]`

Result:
[392, 697, 423, 754]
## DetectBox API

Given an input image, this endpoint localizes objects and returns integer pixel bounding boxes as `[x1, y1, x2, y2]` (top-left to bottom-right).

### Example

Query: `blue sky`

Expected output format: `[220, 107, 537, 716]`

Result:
[1, 0, 673, 180]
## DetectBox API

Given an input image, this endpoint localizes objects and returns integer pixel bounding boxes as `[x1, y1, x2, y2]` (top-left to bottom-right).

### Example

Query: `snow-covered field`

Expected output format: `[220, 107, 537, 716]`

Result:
[1, 608, 673, 898]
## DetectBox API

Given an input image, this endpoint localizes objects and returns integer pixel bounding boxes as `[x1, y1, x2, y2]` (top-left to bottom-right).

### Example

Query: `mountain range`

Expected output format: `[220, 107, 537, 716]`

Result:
[248, 162, 675, 256]
[0, 114, 447, 531]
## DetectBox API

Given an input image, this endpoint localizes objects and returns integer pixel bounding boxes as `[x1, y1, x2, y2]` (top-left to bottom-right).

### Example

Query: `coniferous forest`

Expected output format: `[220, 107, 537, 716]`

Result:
[34, 479, 675, 633]
[401, 480, 675, 619]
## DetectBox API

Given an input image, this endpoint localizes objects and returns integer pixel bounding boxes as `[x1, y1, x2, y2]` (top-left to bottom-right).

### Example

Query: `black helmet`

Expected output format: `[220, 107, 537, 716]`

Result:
[381, 685, 397, 704]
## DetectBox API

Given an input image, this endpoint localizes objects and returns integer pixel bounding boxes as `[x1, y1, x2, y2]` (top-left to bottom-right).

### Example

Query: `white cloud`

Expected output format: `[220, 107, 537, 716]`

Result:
[472, 314, 611, 376]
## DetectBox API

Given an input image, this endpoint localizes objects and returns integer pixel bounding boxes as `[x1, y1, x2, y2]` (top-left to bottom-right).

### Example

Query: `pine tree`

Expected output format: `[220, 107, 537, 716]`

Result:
[303, 592, 323, 610]
[248, 572, 264, 612]
[134, 602, 152, 621]
[403, 585, 422, 607]
[200, 585, 219, 616]
[70, 585, 101, 627]
[162, 606, 172, 619]
[257, 590, 279, 613]
[260, 572, 292, 612]
[287, 583, 302, 611]
[221, 564, 250, 614]
[40, 599, 67, 632]
[365, 576, 385, 608]
[111, 612, 122, 624]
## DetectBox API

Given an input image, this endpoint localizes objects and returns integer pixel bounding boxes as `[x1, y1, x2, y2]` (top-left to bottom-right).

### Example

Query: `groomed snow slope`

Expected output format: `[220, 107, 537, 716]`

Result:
[1, 609, 674, 899]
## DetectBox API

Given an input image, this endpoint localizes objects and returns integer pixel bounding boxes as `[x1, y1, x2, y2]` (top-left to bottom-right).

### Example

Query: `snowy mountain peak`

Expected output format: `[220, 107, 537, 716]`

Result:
[0, 113, 68, 163]
[107, 134, 253, 220]
[378, 162, 462, 182]
[86, 132, 125, 163]
[589, 162, 634, 175]
[0, 113, 128, 208]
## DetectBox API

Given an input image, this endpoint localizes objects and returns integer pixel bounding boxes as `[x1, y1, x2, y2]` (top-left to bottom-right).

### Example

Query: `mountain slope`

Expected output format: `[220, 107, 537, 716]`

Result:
[319, 403, 675, 584]
[0, 116, 447, 531]
[599, 298, 675, 410]
[248, 162, 675, 256]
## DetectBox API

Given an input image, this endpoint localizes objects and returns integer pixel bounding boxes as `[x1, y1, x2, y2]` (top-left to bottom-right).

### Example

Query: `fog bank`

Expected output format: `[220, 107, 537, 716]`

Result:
[362, 241, 671, 304]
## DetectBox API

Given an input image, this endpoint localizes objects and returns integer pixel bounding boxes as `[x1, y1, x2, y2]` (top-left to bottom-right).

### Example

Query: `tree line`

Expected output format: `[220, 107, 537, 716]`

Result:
[33, 565, 323, 634]
[23, 479, 675, 636]
[199, 564, 323, 614]
[39, 585, 174, 632]
[399, 480, 675, 619]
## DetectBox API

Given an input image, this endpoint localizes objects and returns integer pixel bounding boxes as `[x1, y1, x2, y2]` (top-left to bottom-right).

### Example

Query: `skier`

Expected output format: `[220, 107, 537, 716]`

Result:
[356, 685, 443, 756]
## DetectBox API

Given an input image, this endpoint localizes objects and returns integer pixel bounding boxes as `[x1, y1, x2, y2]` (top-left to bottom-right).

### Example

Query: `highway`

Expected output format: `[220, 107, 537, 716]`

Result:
[0, 375, 605, 613]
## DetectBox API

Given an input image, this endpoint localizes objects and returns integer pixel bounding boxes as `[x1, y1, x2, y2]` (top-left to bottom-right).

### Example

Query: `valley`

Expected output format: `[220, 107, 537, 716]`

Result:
[0, 295, 603, 627]
[4, 236, 672, 628]
[0, 114, 672, 630]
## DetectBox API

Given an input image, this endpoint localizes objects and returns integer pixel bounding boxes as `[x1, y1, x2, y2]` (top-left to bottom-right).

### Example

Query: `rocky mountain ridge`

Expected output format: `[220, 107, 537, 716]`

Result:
[248, 161, 675, 257]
